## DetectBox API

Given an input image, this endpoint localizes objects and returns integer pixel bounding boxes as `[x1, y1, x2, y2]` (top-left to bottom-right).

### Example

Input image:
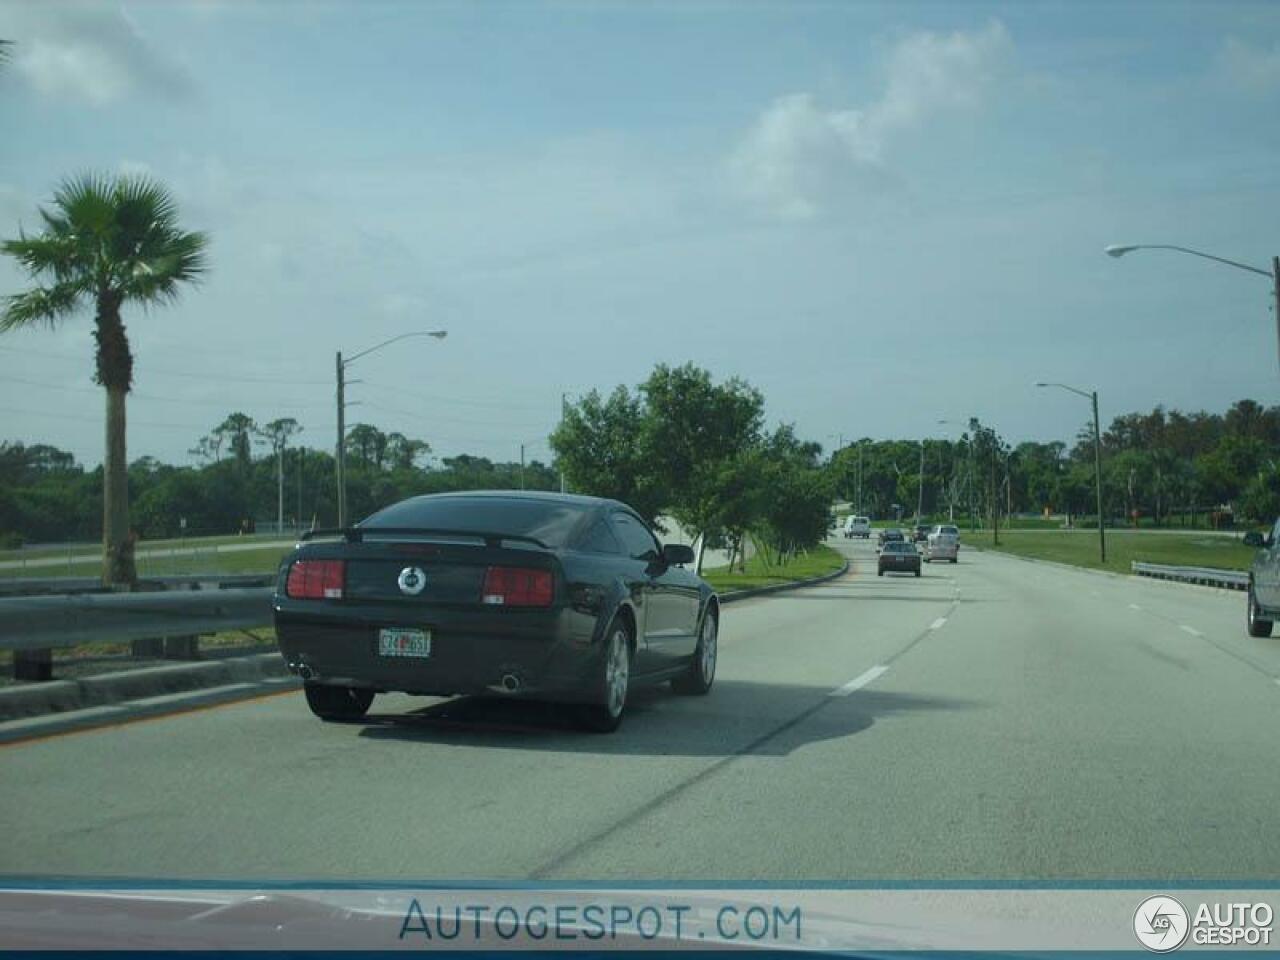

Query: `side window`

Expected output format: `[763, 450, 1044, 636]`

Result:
[611, 512, 660, 561]
[578, 518, 623, 555]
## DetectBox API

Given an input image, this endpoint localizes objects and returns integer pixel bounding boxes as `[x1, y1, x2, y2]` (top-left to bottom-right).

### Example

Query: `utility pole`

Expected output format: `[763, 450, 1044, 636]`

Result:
[297, 446, 303, 533]
[335, 351, 346, 528]
[520, 443, 526, 490]
[559, 393, 568, 493]
[856, 441, 863, 515]
[276, 437, 285, 535]
[916, 440, 925, 523]
[991, 439, 999, 546]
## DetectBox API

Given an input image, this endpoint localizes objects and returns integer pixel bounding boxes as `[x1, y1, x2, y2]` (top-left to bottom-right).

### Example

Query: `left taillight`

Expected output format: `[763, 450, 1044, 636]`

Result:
[285, 559, 345, 599]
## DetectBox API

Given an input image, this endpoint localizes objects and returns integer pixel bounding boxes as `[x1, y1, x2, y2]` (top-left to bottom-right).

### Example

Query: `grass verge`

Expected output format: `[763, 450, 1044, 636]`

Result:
[0, 544, 292, 579]
[702, 543, 845, 593]
[968, 528, 1256, 575]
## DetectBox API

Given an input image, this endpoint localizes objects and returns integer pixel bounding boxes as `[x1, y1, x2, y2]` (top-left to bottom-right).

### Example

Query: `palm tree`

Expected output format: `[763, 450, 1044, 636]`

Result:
[2, 174, 208, 585]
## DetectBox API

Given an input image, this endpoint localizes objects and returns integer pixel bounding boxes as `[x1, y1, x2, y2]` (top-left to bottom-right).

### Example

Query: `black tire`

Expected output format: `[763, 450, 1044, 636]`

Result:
[1248, 584, 1273, 638]
[914, 569, 921, 577]
[950, 557, 958, 564]
[304, 683, 374, 722]
[877, 569, 884, 577]
[673, 606, 717, 696]
[577, 616, 633, 733]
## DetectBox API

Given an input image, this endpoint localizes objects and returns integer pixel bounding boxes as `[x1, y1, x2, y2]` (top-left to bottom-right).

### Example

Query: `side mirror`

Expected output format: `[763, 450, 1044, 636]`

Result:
[1243, 531, 1267, 549]
[662, 543, 695, 566]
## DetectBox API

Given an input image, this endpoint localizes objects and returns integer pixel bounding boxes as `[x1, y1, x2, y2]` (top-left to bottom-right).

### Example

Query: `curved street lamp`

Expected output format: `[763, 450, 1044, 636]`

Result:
[1105, 243, 1280, 371]
[1035, 382, 1106, 563]
[336, 330, 448, 527]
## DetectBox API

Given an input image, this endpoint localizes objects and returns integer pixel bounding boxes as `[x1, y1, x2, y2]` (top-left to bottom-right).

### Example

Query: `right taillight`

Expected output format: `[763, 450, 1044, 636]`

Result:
[286, 559, 345, 599]
[482, 566, 553, 607]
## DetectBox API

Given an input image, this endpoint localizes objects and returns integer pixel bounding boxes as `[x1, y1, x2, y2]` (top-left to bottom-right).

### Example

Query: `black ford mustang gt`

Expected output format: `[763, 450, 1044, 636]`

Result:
[273, 491, 719, 732]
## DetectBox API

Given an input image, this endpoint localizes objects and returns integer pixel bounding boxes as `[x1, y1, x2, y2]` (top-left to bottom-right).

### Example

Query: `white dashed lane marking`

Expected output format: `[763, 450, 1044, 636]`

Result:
[830, 665, 889, 697]
[929, 617, 947, 631]
[1179, 625, 1203, 638]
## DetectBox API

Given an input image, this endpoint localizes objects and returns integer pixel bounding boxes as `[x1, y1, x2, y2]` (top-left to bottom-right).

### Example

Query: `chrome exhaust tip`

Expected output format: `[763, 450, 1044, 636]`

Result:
[500, 673, 521, 693]
[297, 663, 314, 681]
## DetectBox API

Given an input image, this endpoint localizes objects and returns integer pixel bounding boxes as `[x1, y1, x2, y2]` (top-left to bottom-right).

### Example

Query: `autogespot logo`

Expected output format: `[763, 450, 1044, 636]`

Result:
[1134, 896, 1190, 953]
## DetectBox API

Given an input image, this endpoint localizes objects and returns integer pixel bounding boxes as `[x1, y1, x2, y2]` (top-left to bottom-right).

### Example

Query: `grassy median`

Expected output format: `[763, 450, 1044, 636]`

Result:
[968, 528, 1256, 575]
[702, 543, 845, 593]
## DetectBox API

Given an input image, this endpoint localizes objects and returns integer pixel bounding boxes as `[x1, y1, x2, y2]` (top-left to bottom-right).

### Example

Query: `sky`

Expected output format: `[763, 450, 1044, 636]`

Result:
[1, 0, 1278, 469]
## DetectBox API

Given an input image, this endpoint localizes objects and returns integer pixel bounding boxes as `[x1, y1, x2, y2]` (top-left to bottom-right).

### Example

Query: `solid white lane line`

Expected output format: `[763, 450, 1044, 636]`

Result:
[830, 665, 889, 697]
[1129, 603, 1142, 611]
[1180, 624, 1203, 637]
[929, 617, 947, 630]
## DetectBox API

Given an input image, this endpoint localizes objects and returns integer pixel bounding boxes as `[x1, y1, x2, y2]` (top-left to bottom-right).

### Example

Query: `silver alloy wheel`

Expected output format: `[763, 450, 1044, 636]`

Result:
[605, 628, 629, 718]
[700, 613, 717, 683]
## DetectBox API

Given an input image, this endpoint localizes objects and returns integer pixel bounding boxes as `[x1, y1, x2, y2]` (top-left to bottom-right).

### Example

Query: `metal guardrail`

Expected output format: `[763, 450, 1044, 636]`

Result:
[0, 588, 274, 652]
[0, 573, 275, 598]
[1131, 561, 1249, 590]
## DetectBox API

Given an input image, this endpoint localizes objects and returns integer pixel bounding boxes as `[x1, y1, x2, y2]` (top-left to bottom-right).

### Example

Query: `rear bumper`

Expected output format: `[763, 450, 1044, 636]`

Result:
[878, 559, 921, 572]
[273, 601, 603, 701]
[926, 543, 959, 559]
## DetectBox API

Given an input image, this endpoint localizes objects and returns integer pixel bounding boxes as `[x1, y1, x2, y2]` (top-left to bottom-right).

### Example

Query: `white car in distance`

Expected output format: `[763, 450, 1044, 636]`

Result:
[925, 524, 960, 562]
[844, 516, 871, 539]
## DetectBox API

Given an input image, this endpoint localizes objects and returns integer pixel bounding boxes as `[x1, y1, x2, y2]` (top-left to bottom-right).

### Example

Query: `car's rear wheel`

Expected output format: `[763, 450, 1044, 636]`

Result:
[914, 569, 921, 577]
[578, 618, 632, 733]
[1248, 584, 1273, 638]
[673, 606, 717, 695]
[303, 683, 374, 722]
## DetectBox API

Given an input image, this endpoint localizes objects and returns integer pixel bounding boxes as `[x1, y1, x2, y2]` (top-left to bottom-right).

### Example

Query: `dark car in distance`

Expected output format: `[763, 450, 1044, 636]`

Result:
[273, 491, 719, 732]
[878, 541, 922, 577]
[876, 528, 906, 552]
[912, 524, 931, 543]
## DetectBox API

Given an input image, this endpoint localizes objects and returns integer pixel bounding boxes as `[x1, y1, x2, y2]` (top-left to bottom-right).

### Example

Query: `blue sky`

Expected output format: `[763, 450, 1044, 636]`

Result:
[1, 0, 1278, 467]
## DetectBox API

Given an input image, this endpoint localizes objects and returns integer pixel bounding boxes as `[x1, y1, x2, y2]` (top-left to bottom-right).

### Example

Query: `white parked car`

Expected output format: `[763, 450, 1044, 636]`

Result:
[843, 515, 871, 539]
[924, 524, 960, 562]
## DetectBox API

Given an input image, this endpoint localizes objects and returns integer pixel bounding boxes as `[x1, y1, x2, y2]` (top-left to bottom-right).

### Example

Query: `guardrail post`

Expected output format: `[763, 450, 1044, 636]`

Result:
[13, 647, 52, 682]
[163, 635, 200, 659]
[131, 637, 164, 658]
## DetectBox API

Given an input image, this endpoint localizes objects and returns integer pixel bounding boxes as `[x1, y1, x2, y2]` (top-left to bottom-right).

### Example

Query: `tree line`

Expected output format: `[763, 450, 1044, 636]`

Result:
[0, 418, 558, 547]
[828, 399, 1280, 529]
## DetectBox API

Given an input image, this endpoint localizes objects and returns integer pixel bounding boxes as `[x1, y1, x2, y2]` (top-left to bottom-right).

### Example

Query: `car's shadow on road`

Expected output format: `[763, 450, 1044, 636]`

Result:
[355, 680, 979, 757]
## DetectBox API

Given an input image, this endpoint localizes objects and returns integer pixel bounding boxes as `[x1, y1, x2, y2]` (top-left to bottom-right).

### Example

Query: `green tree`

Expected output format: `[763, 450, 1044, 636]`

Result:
[214, 413, 257, 473]
[386, 432, 431, 471]
[641, 363, 765, 567]
[2, 174, 207, 584]
[550, 386, 665, 524]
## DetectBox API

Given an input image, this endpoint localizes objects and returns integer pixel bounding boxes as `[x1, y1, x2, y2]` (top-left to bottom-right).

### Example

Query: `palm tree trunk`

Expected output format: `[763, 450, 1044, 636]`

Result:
[103, 385, 135, 586]
[95, 293, 136, 588]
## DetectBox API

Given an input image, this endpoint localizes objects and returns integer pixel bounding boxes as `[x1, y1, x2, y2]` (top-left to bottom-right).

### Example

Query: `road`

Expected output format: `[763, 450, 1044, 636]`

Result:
[2, 535, 1278, 882]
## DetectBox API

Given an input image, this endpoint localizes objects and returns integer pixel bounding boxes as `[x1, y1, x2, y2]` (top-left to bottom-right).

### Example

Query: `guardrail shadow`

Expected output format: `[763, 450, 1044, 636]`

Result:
[356, 680, 979, 757]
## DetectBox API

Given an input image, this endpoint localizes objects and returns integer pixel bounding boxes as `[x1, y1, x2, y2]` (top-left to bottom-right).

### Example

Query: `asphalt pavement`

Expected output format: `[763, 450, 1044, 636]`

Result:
[2, 535, 1277, 883]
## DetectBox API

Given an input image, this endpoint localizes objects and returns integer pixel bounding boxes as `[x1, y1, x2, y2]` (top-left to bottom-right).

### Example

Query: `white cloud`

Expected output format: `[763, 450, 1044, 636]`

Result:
[730, 20, 1012, 219]
[1217, 37, 1280, 93]
[5, 3, 194, 105]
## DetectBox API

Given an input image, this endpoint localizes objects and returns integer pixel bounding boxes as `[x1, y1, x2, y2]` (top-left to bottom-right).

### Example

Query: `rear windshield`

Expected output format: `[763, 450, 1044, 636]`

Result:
[938, 526, 959, 535]
[884, 542, 912, 553]
[360, 496, 589, 547]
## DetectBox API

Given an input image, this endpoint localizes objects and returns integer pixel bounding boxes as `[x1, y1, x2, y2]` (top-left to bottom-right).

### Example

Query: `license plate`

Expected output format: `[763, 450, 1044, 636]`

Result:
[378, 627, 431, 658]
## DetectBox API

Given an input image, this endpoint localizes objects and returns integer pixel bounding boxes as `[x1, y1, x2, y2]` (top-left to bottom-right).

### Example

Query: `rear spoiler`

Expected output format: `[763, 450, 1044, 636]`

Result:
[299, 527, 550, 550]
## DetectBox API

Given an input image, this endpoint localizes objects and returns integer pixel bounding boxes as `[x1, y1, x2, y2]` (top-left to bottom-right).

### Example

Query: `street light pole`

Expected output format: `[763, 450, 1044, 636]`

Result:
[1035, 382, 1106, 564]
[335, 350, 346, 529]
[1106, 244, 1280, 372]
[335, 330, 447, 528]
[1091, 389, 1107, 563]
